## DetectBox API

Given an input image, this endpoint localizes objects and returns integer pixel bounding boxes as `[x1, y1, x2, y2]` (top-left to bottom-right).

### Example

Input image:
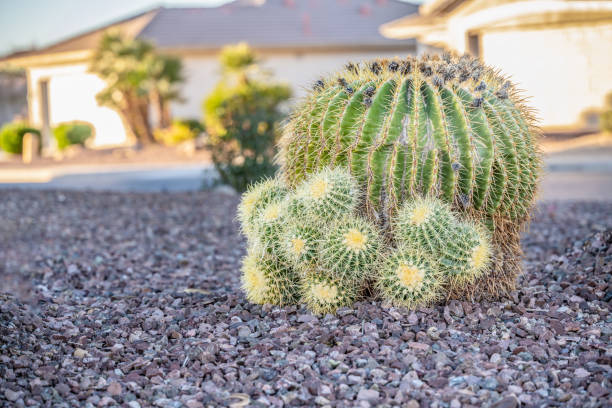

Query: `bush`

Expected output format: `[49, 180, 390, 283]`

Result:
[601, 92, 612, 133]
[154, 119, 204, 146]
[53, 122, 92, 150]
[204, 43, 291, 192]
[175, 118, 205, 134]
[0, 121, 40, 154]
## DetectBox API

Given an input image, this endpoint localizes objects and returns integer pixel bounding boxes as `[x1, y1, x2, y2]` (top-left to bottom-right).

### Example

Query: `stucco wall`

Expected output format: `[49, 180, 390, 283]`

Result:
[28, 64, 128, 146]
[481, 23, 612, 129]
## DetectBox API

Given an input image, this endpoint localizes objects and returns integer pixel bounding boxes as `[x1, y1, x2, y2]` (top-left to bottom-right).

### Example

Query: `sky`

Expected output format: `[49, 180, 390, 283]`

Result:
[0, 0, 423, 57]
[0, 0, 231, 56]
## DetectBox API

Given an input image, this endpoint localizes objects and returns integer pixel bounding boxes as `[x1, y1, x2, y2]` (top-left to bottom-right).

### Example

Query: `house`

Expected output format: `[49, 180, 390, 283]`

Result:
[0, 0, 418, 149]
[380, 0, 612, 133]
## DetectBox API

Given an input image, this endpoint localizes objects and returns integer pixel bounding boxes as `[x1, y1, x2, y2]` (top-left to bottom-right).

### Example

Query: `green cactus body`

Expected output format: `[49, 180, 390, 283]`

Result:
[394, 197, 491, 284]
[279, 221, 321, 272]
[253, 199, 288, 255]
[435, 221, 492, 285]
[279, 55, 540, 223]
[238, 177, 288, 241]
[319, 216, 382, 283]
[301, 269, 359, 315]
[293, 167, 358, 222]
[375, 247, 443, 308]
[241, 248, 300, 305]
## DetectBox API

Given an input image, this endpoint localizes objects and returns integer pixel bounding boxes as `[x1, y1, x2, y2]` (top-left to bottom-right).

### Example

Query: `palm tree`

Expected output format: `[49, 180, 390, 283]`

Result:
[148, 55, 183, 129]
[90, 31, 184, 144]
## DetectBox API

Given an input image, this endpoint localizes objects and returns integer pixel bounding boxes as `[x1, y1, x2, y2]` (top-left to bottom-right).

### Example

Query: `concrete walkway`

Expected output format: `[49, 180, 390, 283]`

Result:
[0, 163, 216, 192]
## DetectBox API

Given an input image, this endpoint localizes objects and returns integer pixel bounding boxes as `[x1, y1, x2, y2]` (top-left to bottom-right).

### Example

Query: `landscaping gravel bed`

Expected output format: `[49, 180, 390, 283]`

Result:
[1, 190, 610, 408]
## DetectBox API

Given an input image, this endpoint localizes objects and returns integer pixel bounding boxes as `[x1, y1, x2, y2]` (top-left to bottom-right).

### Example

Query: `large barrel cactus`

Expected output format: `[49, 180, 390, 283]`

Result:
[279, 54, 541, 299]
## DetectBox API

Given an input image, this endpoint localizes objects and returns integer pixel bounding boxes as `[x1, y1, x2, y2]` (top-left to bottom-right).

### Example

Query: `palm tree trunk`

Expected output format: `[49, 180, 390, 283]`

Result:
[151, 90, 172, 129]
[123, 91, 153, 145]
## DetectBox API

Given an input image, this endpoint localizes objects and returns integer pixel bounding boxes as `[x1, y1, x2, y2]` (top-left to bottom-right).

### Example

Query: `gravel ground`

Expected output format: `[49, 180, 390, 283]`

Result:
[1, 190, 610, 408]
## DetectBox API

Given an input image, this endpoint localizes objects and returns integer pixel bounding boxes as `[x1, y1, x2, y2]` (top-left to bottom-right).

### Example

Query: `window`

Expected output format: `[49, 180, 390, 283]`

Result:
[467, 32, 481, 58]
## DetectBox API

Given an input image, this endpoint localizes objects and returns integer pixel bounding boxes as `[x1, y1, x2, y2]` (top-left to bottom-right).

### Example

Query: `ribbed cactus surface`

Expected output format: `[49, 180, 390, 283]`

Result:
[279, 54, 541, 224]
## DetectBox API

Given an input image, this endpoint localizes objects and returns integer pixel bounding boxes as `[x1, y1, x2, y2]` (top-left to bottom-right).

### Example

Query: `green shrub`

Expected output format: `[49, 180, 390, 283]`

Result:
[0, 122, 40, 154]
[53, 122, 92, 150]
[154, 123, 191, 146]
[601, 92, 612, 133]
[204, 43, 291, 192]
[154, 119, 204, 146]
[174, 118, 205, 134]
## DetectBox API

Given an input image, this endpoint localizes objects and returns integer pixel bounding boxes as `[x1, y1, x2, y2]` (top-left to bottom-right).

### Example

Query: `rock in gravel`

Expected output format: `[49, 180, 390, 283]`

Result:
[574, 368, 590, 378]
[4, 389, 20, 402]
[490, 395, 519, 408]
[107, 382, 122, 396]
[357, 388, 379, 402]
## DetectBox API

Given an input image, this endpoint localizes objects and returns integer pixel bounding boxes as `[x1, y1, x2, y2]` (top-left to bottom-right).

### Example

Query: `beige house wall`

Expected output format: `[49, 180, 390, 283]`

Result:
[28, 63, 129, 147]
[481, 22, 612, 129]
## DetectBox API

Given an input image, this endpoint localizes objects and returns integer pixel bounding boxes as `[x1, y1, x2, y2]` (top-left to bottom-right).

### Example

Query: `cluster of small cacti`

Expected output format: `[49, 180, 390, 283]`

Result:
[238, 167, 492, 314]
[278, 53, 541, 299]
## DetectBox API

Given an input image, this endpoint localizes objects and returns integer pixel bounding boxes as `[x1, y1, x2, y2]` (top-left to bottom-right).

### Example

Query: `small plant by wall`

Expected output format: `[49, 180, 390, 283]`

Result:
[0, 121, 40, 154]
[53, 122, 93, 150]
[153, 119, 203, 146]
[601, 92, 612, 134]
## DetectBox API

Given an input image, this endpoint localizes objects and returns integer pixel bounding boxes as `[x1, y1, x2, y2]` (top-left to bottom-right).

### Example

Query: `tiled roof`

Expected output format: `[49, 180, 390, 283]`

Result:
[139, 0, 417, 50]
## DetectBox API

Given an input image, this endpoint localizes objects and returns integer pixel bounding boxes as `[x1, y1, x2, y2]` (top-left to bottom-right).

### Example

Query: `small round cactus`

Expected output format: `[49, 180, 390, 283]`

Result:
[252, 199, 288, 252]
[293, 167, 359, 223]
[319, 215, 382, 283]
[238, 177, 288, 241]
[279, 222, 321, 272]
[437, 221, 492, 285]
[394, 196, 492, 285]
[241, 248, 300, 306]
[301, 269, 359, 315]
[375, 247, 443, 308]
[393, 196, 456, 247]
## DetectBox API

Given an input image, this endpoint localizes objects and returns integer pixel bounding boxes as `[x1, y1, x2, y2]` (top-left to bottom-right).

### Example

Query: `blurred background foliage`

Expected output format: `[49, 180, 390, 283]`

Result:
[53, 122, 93, 150]
[89, 31, 184, 145]
[203, 43, 291, 192]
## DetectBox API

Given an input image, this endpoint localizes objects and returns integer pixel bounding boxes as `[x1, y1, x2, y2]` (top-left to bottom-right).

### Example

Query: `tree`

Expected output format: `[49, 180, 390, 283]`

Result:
[203, 43, 291, 192]
[89, 31, 183, 144]
[149, 55, 184, 129]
